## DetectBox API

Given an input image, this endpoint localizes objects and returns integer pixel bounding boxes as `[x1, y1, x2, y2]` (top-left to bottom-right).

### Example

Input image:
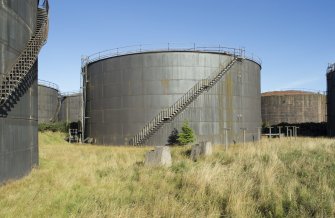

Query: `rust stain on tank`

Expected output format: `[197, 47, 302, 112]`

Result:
[218, 61, 234, 143]
[161, 79, 169, 95]
[225, 72, 233, 139]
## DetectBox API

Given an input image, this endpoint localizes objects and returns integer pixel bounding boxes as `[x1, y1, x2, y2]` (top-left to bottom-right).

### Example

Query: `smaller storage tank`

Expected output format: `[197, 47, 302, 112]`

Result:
[261, 90, 326, 126]
[58, 92, 82, 123]
[38, 80, 60, 123]
[327, 63, 335, 136]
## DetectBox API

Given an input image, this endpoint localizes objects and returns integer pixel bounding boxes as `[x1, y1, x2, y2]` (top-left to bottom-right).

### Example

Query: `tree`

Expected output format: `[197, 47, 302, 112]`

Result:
[177, 121, 196, 145]
[167, 128, 179, 145]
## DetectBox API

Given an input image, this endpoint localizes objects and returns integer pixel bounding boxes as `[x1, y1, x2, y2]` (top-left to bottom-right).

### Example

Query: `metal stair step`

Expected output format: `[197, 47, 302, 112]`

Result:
[129, 57, 239, 145]
[0, 8, 48, 108]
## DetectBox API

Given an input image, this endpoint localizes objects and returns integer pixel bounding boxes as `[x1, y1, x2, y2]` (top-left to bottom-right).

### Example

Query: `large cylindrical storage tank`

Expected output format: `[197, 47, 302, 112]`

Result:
[38, 80, 60, 123]
[0, 0, 38, 183]
[85, 49, 261, 145]
[327, 63, 335, 136]
[59, 92, 82, 123]
[261, 90, 327, 126]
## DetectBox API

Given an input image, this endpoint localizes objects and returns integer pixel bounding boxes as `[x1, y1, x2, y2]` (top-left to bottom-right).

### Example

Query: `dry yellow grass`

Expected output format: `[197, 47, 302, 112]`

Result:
[1, 132, 335, 217]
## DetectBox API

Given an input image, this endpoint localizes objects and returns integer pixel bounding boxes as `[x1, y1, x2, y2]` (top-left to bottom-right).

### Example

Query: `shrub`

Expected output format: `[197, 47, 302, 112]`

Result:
[38, 122, 69, 133]
[177, 121, 195, 145]
[167, 128, 179, 145]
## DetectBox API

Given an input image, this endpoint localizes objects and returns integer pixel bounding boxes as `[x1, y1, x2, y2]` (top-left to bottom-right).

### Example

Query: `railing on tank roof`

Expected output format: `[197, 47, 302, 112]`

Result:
[84, 43, 262, 66]
[60, 91, 82, 97]
[264, 88, 326, 96]
[38, 79, 59, 91]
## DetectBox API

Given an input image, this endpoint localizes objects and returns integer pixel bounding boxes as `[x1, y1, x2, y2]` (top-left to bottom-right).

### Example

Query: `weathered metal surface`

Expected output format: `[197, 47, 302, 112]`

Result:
[58, 93, 82, 123]
[261, 91, 327, 126]
[0, 0, 37, 80]
[0, 0, 38, 184]
[85, 51, 261, 145]
[327, 64, 335, 136]
[38, 82, 59, 123]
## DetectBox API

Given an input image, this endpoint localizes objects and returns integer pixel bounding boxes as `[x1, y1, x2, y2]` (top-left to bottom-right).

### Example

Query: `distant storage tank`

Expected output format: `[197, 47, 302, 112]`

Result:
[38, 80, 60, 123]
[58, 92, 82, 123]
[0, 0, 49, 183]
[327, 63, 335, 136]
[261, 90, 326, 126]
[83, 46, 262, 145]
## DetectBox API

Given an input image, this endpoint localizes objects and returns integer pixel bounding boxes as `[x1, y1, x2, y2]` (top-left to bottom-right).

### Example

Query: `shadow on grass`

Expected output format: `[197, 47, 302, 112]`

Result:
[181, 149, 192, 158]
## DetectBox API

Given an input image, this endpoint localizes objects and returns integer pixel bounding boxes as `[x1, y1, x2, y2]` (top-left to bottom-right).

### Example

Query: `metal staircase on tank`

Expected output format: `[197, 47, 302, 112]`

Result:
[129, 49, 244, 145]
[51, 95, 65, 122]
[0, 2, 49, 114]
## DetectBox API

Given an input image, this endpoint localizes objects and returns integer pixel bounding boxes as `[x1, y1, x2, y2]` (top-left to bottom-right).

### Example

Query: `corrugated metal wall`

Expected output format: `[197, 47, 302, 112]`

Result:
[261, 93, 327, 126]
[38, 84, 59, 123]
[58, 93, 82, 123]
[0, 0, 38, 184]
[85, 51, 261, 145]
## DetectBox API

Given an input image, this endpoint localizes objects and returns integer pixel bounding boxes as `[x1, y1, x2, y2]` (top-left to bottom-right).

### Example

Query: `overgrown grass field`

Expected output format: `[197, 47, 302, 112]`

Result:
[1, 132, 335, 217]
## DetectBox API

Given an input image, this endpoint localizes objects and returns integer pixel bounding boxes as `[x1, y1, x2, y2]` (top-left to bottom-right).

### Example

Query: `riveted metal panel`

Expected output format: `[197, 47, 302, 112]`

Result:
[38, 84, 59, 123]
[0, 72, 38, 184]
[58, 93, 82, 123]
[86, 51, 261, 145]
[0, 0, 38, 184]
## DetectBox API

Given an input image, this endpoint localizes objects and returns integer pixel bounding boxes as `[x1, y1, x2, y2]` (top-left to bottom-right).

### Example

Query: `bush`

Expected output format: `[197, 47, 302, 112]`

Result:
[167, 128, 179, 145]
[38, 122, 69, 133]
[177, 121, 196, 145]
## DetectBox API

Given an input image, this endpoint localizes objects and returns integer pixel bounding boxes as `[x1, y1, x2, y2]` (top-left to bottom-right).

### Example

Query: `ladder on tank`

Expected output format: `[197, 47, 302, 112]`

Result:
[0, 3, 49, 112]
[129, 50, 244, 145]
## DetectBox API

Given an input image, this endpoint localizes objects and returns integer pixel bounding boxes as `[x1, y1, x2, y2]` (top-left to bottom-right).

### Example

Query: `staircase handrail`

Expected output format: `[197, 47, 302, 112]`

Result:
[129, 54, 241, 145]
[0, 7, 49, 106]
[1, 8, 48, 79]
[38, 79, 59, 91]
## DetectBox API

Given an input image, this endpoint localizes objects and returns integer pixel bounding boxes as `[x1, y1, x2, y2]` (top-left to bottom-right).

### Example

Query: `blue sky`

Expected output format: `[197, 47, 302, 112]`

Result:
[39, 0, 335, 93]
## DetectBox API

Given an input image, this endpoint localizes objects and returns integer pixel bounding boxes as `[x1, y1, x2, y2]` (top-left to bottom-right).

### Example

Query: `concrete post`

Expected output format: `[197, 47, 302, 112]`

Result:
[268, 127, 274, 138]
[285, 126, 290, 137]
[240, 128, 247, 145]
[278, 126, 283, 138]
